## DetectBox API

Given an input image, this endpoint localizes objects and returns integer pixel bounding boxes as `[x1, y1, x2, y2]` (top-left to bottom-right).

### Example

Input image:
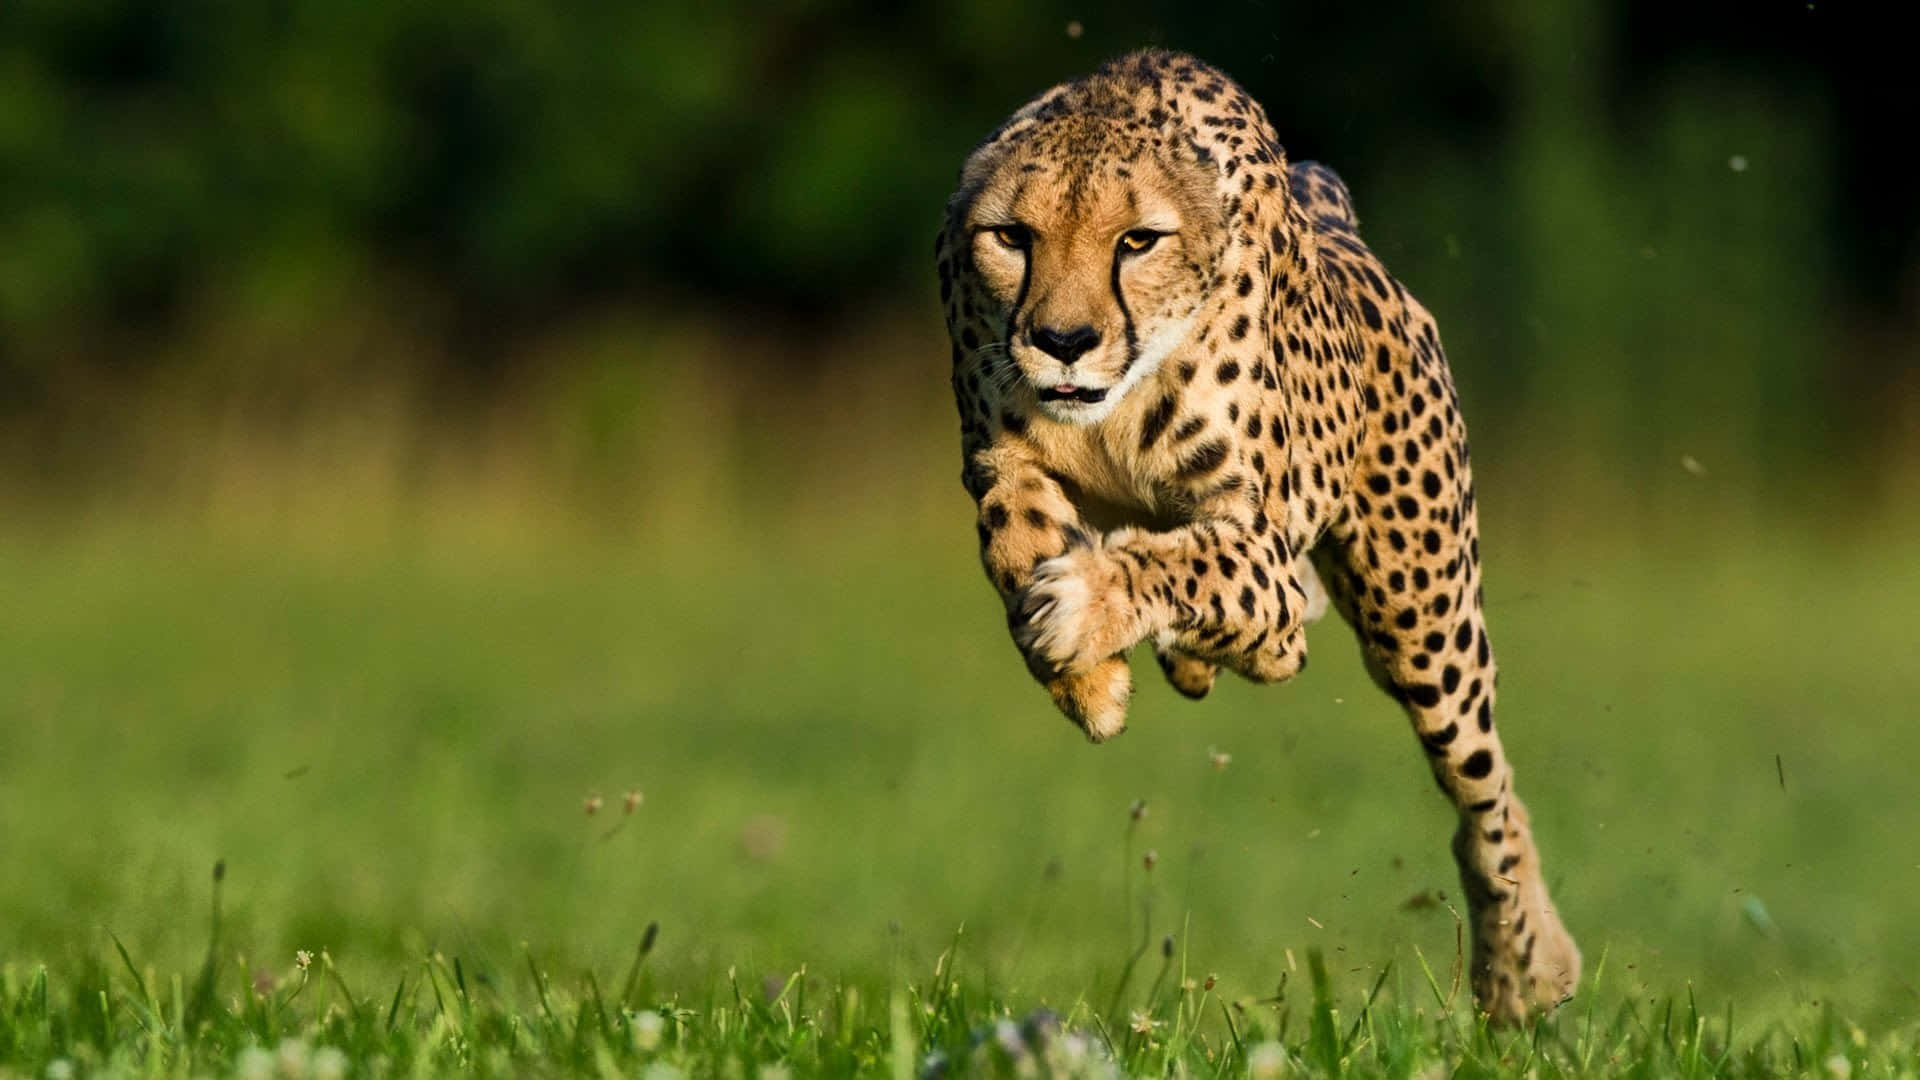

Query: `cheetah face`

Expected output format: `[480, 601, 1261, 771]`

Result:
[961, 133, 1218, 425]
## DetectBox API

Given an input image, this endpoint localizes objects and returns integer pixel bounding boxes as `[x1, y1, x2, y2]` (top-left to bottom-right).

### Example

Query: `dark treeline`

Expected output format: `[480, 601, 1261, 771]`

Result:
[2, 0, 1913, 491]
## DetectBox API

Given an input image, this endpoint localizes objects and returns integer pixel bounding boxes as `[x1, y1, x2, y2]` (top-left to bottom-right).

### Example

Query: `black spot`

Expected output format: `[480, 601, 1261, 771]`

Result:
[1460, 749, 1494, 779]
[1367, 474, 1392, 495]
[1139, 395, 1176, 449]
[1178, 440, 1230, 479]
[1396, 495, 1419, 519]
[1403, 683, 1441, 708]
[1216, 555, 1238, 577]
[1423, 530, 1442, 555]
[985, 504, 1009, 530]
[1236, 273, 1254, 297]
[1422, 471, 1441, 498]
[1424, 632, 1445, 652]
[1455, 623, 1473, 651]
[1357, 296, 1382, 330]
[1395, 608, 1417, 630]
[961, 460, 996, 499]
[1229, 314, 1250, 341]
[1477, 698, 1493, 732]
[1215, 361, 1241, 384]
[1238, 586, 1257, 617]
[1442, 664, 1461, 694]
[1421, 722, 1459, 752]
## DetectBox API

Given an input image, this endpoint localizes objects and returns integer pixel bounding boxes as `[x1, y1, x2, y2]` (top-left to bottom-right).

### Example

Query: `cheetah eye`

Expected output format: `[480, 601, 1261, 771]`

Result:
[1117, 229, 1164, 254]
[988, 225, 1031, 251]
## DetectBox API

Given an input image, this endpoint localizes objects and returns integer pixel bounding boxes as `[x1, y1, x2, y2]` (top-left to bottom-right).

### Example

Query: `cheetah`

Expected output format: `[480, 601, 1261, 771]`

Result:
[935, 49, 1579, 1023]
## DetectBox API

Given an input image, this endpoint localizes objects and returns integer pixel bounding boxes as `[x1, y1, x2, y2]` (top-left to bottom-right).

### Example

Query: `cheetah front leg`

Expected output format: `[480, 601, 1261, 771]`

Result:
[1152, 554, 1332, 698]
[969, 444, 1136, 741]
[1016, 506, 1317, 710]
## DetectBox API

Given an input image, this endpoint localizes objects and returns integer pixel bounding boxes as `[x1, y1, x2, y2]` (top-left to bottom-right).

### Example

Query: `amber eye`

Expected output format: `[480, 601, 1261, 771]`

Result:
[989, 225, 1031, 251]
[1118, 229, 1163, 254]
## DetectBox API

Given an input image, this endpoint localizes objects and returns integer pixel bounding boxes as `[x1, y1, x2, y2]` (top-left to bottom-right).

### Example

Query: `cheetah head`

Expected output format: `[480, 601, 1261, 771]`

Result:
[956, 113, 1223, 425]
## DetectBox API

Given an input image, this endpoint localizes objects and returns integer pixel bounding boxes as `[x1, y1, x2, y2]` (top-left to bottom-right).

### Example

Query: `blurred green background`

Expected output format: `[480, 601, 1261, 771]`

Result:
[2, 0, 1916, 1031]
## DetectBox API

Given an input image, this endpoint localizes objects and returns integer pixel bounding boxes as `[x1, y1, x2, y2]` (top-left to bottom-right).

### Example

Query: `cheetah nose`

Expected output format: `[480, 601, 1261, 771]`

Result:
[1031, 324, 1101, 365]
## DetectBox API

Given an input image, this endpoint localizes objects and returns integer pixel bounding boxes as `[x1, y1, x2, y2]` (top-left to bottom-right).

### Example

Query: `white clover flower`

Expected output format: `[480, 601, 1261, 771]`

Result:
[45, 1060, 75, 1080]
[234, 1046, 275, 1080]
[993, 1018, 1026, 1058]
[757, 1065, 793, 1080]
[1051, 1032, 1090, 1070]
[276, 1037, 312, 1078]
[1825, 1055, 1851, 1079]
[640, 1065, 684, 1080]
[295, 950, 314, 971]
[632, 1008, 666, 1051]
[311, 1046, 349, 1080]
[1128, 1010, 1160, 1035]
[1247, 1040, 1288, 1079]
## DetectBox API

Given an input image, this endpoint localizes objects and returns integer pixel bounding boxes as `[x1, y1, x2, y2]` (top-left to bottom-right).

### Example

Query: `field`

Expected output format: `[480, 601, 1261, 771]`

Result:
[3, 0, 1911, 1071]
[3, 483, 1916, 1076]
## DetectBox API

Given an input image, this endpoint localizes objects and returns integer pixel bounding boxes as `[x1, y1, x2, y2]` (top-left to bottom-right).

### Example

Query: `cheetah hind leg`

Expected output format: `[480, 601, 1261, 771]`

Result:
[1151, 558, 1331, 699]
[1309, 534, 1580, 1023]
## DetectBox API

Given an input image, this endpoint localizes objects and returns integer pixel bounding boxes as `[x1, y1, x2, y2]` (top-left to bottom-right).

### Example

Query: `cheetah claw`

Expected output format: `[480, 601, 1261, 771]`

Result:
[1014, 546, 1145, 674]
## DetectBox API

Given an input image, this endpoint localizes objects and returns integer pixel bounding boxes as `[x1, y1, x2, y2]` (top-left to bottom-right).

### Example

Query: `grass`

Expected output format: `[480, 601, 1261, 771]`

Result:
[2, 495, 1918, 1076]
[5, 929, 1916, 1078]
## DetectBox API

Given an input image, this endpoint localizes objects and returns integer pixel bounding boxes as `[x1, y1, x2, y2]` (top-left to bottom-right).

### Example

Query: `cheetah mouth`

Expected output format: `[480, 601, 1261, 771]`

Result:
[1038, 384, 1110, 405]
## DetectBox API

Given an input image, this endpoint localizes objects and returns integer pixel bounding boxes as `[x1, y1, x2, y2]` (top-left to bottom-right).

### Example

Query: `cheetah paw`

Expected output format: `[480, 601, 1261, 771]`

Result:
[1013, 546, 1147, 675]
[1047, 657, 1134, 742]
[1476, 910, 1581, 1025]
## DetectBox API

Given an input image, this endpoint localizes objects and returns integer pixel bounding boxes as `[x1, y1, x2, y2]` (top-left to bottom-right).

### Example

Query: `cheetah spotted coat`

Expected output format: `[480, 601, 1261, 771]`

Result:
[935, 49, 1579, 1023]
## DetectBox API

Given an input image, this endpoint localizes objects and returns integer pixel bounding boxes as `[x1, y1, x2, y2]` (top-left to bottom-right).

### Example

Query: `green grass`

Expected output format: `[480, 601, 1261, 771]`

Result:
[5, 933, 1916, 1078]
[2, 507, 1918, 1076]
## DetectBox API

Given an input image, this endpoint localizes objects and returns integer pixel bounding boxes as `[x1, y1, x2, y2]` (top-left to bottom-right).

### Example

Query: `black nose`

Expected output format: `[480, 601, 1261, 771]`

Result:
[1030, 324, 1101, 365]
